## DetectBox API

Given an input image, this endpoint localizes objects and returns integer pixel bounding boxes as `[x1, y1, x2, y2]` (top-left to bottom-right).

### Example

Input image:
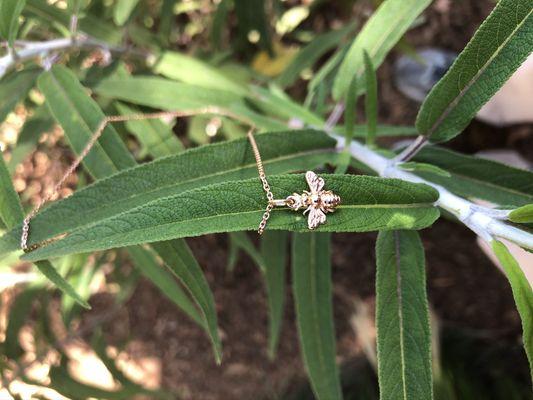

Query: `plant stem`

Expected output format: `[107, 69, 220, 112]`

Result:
[332, 134, 533, 250]
[0, 35, 147, 79]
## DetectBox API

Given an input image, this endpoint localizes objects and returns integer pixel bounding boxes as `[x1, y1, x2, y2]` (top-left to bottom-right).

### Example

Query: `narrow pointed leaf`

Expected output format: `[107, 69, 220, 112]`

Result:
[276, 23, 356, 88]
[152, 240, 222, 363]
[126, 246, 203, 326]
[229, 231, 265, 271]
[113, 0, 140, 26]
[376, 230, 433, 400]
[413, 146, 533, 207]
[38, 65, 136, 178]
[416, 0, 533, 142]
[0, 68, 40, 123]
[115, 102, 184, 158]
[154, 51, 248, 95]
[292, 232, 342, 400]
[20, 175, 439, 261]
[0, 130, 336, 254]
[0, 152, 24, 229]
[261, 231, 288, 358]
[0, 0, 26, 47]
[363, 50, 377, 145]
[492, 240, 533, 377]
[92, 76, 242, 111]
[333, 0, 431, 100]
[398, 161, 451, 178]
[509, 204, 533, 224]
[0, 153, 89, 308]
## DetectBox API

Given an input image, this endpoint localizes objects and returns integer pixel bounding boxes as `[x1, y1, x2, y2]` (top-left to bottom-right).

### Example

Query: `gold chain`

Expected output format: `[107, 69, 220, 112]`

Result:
[20, 106, 275, 251]
[246, 130, 274, 235]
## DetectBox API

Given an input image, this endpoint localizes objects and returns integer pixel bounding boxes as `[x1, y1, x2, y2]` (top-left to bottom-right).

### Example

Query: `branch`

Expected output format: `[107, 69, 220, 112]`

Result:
[332, 134, 533, 250]
[0, 35, 147, 79]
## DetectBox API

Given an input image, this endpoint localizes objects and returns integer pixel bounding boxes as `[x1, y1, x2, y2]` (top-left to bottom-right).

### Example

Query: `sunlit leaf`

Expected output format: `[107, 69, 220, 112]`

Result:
[276, 23, 356, 88]
[509, 204, 533, 224]
[492, 240, 533, 377]
[113, 0, 140, 26]
[115, 102, 184, 159]
[154, 51, 248, 95]
[363, 50, 377, 145]
[292, 232, 342, 400]
[333, 0, 431, 100]
[416, 0, 533, 142]
[376, 230, 433, 400]
[0, 0, 26, 47]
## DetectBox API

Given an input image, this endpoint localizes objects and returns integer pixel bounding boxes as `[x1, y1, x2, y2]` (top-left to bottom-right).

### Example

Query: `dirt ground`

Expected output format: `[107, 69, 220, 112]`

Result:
[83, 1, 532, 399]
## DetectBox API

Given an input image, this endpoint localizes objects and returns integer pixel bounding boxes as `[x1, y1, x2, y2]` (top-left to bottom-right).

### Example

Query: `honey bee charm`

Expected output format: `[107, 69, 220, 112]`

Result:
[271, 171, 341, 230]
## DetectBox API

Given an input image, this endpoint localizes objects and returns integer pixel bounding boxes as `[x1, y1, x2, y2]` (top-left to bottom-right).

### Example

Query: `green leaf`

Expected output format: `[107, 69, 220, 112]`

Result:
[0, 67, 40, 124]
[276, 22, 356, 88]
[492, 240, 533, 378]
[229, 231, 265, 271]
[261, 231, 288, 358]
[20, 174, 439, 261]
[363, 50, 377, 146]
[292, 232, 342, 400]
[114, 102, 184, 159]
[154, 51, 248, 95]
[26, 0, 122, 44]
[0, 152, 24, 229]
[0, 130, 335, 255]
[413, 146, 533, 207]
[35, 260, 91, 309]
[151, 240, 222, 363]
[37, 65, 221, 361]
[332, 0, 431, 100]
[376, 230, 433, 400]
[0, 0, 26, 47]
[344, 76, 358, 147]
[126, 245, 203, 326]
[113, 0, 140, 26]
[416, 0, 533, 143]
[398, 161, 451, 178]
[91, 76, 285, 131]
[38, 66, 136, 179]
[509, 204, 533, 224]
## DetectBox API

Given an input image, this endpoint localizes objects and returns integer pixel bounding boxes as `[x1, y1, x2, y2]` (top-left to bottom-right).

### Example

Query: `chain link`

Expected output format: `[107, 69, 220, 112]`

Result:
[247, 129, 277, 234]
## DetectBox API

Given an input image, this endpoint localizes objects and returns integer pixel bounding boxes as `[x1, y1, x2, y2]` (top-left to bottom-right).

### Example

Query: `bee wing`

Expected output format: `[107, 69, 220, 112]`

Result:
[305, 171, 324, 194]
[307, 207, 326, 230]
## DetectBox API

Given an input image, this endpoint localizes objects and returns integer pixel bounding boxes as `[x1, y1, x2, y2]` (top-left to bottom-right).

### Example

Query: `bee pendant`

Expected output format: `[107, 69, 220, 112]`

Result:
[271, 171, 341, 230]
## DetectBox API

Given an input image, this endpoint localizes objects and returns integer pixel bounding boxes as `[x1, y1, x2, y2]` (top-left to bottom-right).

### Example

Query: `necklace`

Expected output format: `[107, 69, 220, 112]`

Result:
[20, 108, 340, 251]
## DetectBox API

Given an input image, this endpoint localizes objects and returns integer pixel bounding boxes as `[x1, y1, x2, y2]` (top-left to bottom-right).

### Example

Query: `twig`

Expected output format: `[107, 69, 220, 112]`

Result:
[0, 35, 148, 79]
[394, 135, 428, 162]
[331, 134, 533, 250]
